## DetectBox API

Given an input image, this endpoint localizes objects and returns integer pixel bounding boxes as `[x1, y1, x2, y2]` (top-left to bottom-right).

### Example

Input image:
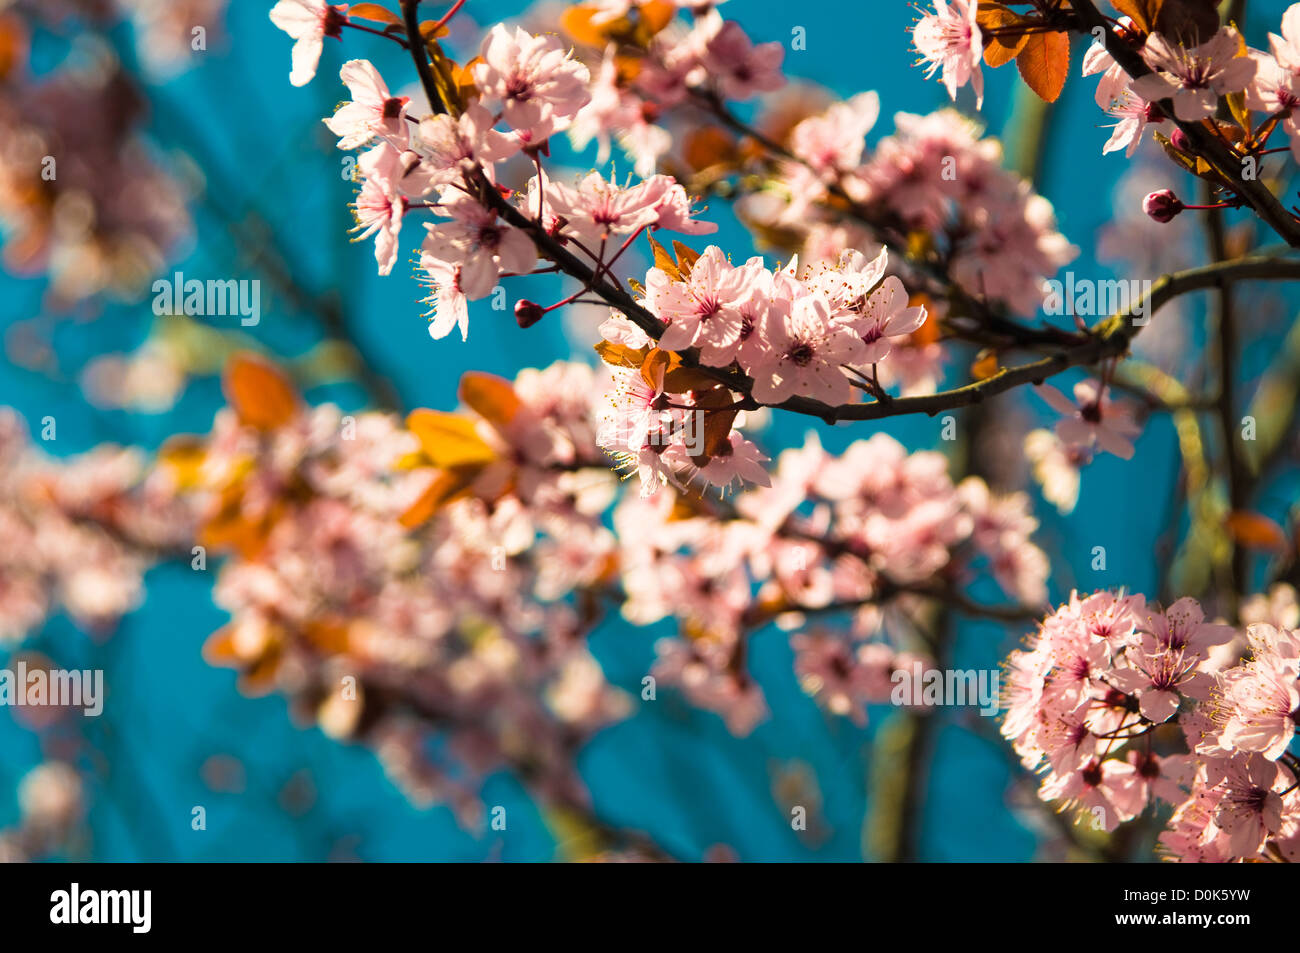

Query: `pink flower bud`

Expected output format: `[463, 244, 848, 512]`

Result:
[1169, 128, 1190, 152]
[1143, 189, 1183, 223]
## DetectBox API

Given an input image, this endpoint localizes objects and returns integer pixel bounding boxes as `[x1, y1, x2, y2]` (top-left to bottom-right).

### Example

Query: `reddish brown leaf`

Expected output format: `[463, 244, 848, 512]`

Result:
[1016, 31, 1071, 103]
[976, 5, 1031, 68]
[683, 127, 737, 171]
[223, 353, 298, 431]
[398, 468, 477, 529]
[405, 409, 496, 469]
[671, 240, 701, 278]
[594, 339, 651, 369]
[1225, 511, 1288, 552]
[349, 3, 401, 25]
[459, 371, 522, 431]
[1109, 0, 1164, 34]
[647, 234, 681, 281]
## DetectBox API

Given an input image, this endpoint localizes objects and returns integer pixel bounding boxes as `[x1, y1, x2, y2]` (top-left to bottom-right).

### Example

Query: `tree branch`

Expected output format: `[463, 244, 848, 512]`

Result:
[1070, 0, 1300, 247]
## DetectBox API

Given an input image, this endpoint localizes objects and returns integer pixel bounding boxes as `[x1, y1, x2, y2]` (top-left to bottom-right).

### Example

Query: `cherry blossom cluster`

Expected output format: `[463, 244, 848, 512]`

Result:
[180, 358, 632, 819]
[739, 105, 1077, 322]
[0, 18, 191, 306]
[619, 430, 1048, 733]
[270, 0, 1078, 433]
[268, 1, 725, 299]
[1002, 590, 1300, 861]
[151, 349, 1050, 808]
[0, 407, 193, 643]
[594, 242, 931, 496]
[911, 1, 1300, 228]
[550, 2, 1077, 331]
[555, 1, 786, 176]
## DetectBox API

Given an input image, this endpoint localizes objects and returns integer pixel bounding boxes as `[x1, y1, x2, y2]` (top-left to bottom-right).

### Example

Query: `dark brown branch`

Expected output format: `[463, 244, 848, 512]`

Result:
[400, 0, 447, 116]
[1070, 0, 1300, 247]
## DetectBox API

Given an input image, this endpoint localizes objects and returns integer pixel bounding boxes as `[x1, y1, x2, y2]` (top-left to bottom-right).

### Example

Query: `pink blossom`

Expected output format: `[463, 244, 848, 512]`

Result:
[912, 0, 984, 108]
[568, 47, 671, 177]
[1024, 428, 1087, 514]
[1040, 757, 1144, 831]
[636, 175, 718, 235]
[269, 0, 348, 87]
[670, 432, 771, 495]
[790, 92, 880, 177]
[412, 103, 520, 185]
[1083, 36, 1132, 109]
[472, 25, 592, 142]
[1038, 379, 1141, 460]
[1101, 88, 1159, 157]
[647, 245, 753, 357]
[352, 143, 406, 275]
[699, 17, 784, 100]
[422, 193, 536, 298]
[1131, 28, 1257, 121]
[324, 59, 409, 150]
[749, 291, 865, 405]
[544, 171, 716, 249]
[1215, 623, 1300, 760]
[1109, 642, 1204, 723]
[847, 274, 928, 366]
[418, 255, 470, 341]
[1268, 3, 1300, 74]
[1210, 755, 1289, 857]
[1245, 52, 1300, 160]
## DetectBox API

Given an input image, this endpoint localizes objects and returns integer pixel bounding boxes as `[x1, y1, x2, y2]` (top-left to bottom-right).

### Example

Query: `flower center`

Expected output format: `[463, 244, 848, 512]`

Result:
[787, 341, 815, 366]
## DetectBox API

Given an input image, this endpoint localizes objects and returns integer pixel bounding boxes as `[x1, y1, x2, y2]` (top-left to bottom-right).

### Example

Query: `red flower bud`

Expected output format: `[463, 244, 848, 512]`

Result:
[515, 299, 545, 328]
[1143, 189, 1183, 223]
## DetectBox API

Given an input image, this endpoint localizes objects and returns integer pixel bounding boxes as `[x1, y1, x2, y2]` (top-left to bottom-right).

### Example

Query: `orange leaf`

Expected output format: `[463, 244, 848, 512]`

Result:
[0, 13, 28, 81]
[1109, 0, 1163, 33]
[202, 627, 241, 667]
[223, 353, 298, 431]
[595, 339, 651, 369]
[198, 491, 280, 560]
[671, 241, 701, 278]
[908, 294, 941, 348]
[971, 349, 1000, 380]
[349, 3, 401, 25]
[454, 57, 482, 103]
[640, 347, 679, 392]
[419, 19, 451, 39]
[398, 468, 477, 528]
[638, 0, 676, 34]
[1016, 31, 1071, 103]
[459, 371, 522, 430]
[157, 436, 208, 490]
[689, 387, 740, 464]
[977, 7, 1031, 68]
[559, 4, 610, 46]
[683, 126, 737, 171]
[302, 617, 353, 655]
[647, 234, 682, 281]
[1225, 511, 1288, 552]
[240, 650, 284, 697]
[405, 409, 497, 469]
